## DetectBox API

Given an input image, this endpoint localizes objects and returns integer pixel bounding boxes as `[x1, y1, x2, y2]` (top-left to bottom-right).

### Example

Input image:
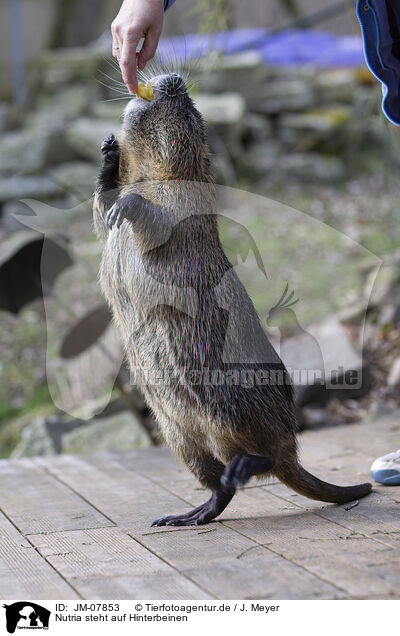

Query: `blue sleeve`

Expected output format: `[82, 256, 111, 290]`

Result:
[164, 0, 177, 9]
[357, 0, 400, 125]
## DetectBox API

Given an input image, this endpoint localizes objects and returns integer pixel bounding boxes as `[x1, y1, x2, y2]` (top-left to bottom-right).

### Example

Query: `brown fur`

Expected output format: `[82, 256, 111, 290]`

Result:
[93, 73, 371, 515]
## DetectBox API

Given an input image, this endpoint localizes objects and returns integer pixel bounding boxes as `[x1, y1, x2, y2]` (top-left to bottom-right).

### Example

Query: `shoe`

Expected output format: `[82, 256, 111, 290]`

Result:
[370, 449, 400, 485]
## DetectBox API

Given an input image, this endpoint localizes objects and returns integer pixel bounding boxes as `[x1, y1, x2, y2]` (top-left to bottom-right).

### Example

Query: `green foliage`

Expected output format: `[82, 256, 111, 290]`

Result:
[186, 0, 238, 32]
[0, 384, 54, 458]
[279, 0, 302, 18]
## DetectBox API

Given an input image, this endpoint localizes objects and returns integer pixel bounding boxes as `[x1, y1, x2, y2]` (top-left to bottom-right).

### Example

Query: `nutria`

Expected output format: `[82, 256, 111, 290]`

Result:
[93, 72, 372, 526]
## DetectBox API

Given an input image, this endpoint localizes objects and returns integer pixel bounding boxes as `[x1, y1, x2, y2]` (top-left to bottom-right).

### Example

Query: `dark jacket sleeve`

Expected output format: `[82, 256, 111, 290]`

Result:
[164, 0, 177, 9]
[357, 0, 400, 125]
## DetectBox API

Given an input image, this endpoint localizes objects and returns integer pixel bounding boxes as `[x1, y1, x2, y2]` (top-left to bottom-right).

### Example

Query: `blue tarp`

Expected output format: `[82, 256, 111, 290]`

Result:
[158, 28, 365, 68]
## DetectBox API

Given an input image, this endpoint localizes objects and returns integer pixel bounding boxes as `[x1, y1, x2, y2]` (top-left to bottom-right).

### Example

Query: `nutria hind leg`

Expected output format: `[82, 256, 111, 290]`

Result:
[151, 453, 275, 527]
[220, 454, 275, 490]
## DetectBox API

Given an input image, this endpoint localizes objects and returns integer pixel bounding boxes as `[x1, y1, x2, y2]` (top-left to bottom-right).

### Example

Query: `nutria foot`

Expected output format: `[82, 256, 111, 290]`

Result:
[221, 453, 275, 490]
[151, 489, 235, 526]
[151, 454, 275, 526]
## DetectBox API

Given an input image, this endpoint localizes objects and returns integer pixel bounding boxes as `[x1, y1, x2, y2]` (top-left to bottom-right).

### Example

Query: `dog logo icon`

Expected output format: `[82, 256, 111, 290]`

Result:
[3, 602, 50, 633]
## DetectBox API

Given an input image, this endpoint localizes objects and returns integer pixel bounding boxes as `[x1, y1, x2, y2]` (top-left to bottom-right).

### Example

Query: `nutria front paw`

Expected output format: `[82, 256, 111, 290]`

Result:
[106, 203, 122, 229]
[106, 195, 136, 230]
[101, 134, 119, 161]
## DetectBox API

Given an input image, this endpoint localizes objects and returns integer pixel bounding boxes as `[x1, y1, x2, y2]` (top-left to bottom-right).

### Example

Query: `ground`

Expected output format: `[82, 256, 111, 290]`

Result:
[0, 413, 399, 600]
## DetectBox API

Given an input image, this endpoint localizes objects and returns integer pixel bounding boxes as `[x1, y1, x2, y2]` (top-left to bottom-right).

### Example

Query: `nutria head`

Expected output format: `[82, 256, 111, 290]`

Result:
[121, 72, 211, 184]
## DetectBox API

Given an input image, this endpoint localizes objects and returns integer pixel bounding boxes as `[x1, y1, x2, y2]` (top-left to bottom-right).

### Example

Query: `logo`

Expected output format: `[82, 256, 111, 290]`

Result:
[2, 603, 50, 634]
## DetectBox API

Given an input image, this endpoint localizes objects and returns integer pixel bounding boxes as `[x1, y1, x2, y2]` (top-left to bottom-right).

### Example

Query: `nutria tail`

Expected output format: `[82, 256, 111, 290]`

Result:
[274, 461, 372, 504]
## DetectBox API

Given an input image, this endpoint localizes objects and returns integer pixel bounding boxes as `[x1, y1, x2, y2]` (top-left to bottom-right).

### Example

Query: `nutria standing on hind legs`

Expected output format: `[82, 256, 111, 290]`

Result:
[93, 72, 372, 526]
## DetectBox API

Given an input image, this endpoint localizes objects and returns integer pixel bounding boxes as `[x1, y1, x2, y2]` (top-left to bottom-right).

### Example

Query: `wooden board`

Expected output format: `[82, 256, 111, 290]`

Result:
[29, 525, 210, 600]
[0, 457, 113, 535]
[0, 413, 398, 599]
[0, 510, 78, 599]
[38, 454, 341, 599]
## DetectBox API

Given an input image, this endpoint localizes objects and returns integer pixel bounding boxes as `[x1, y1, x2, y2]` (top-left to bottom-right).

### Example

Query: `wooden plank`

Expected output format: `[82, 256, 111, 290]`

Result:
[36, 454, 196, 530]
[0, 457, 114, 535]
[299, 415, 400, 470]
[38, 453, 346, 599]
[29, 525, 212, 600]
[298, 415, 400, 504]
[265, 483, 400, 549]
[141, 515, 345, 600]
[0, 510, 79, 599]
[109, 446, 199, 485]
[155, 476, 400, 599]
[219, 487, 400, 599]
[2, 411, 396, 600]
[300, 415, 400, 458]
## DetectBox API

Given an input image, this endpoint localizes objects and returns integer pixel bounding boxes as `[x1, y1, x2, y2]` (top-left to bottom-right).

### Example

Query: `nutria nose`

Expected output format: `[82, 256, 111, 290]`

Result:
[157, 73, 185, 97]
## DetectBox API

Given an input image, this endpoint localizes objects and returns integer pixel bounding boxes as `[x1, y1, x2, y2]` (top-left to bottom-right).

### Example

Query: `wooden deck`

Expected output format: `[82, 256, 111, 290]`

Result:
[0, 415, 399, 600]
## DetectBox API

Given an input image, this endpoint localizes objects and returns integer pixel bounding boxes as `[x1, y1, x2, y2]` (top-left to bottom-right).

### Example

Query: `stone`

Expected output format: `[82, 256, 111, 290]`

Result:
[0, 175, 61, 203]
[247, 78, 315, 115]
[280, 107, 351, 149]
[315, 69, 358, 104]
[211, 153, 238, 185]
[41, 45, 103, 87]
[272, 152, 345, 183]
[28, 84, 94, 129]
[9, 397, 153, 458]
[365, 258, 400, 307]
[338, 300, 369, 326]
[11, 417, 57, 457]
[62, 410, 152, 454]
[243, 112, 272, 141]
[194, 93, 246, 127]
[0, 102, 10, 132]
[66, 117, 116, 162]
[197, 51, 270, 95]
[280, 317, 365, 405]
[0, 129, 50, 175]
[2, 201, 35, 233]
[242, 140, 282, 177]
[8, 196, 93, 235]
[49, 162, 98, 200]
[388, 357, 400, 388]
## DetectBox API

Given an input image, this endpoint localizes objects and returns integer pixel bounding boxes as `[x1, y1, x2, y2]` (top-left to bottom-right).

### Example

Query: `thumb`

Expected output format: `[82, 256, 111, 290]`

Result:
[138, 27, 161, 71]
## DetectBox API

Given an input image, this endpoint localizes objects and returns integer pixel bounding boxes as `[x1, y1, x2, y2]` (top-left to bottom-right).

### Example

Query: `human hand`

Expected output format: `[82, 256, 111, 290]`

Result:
[111, 0, 164, 94]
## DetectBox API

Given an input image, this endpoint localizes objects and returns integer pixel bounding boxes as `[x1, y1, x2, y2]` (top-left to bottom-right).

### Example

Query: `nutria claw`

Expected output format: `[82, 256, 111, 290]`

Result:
[106, 203, 122, 229]
[151, 494, 229, 527]
[106, 195, 138, 230]
[101, 133, 119, 156]
[150, 504, 215, 526]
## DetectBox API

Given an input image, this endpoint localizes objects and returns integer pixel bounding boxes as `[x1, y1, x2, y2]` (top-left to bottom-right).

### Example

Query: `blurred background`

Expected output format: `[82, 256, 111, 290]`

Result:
[0, 0, 399, 459]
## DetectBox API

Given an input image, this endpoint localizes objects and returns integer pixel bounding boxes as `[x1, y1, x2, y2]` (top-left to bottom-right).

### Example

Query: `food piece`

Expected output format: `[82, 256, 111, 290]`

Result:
[136, 81, 154, 101]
